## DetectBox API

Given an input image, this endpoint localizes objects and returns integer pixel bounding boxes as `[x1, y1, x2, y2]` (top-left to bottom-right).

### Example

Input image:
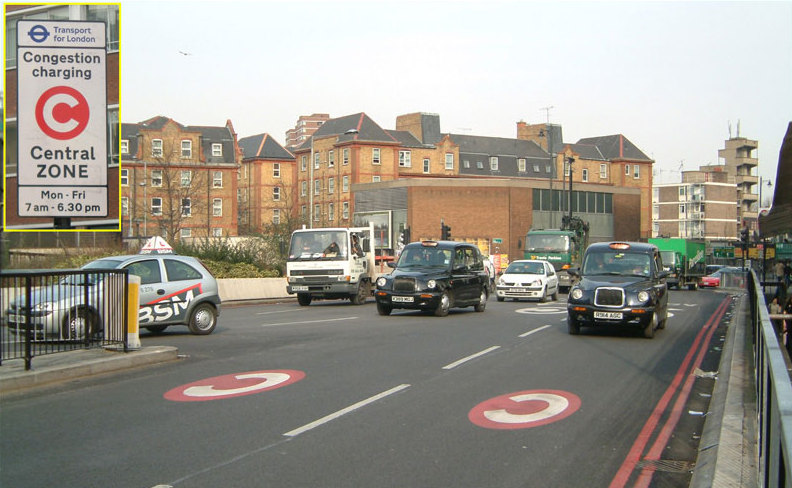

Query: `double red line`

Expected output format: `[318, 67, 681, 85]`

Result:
[609, 295, 732, 488]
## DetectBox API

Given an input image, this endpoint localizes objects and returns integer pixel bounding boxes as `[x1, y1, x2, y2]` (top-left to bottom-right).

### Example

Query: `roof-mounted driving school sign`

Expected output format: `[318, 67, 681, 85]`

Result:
[16, 20, 108, 219]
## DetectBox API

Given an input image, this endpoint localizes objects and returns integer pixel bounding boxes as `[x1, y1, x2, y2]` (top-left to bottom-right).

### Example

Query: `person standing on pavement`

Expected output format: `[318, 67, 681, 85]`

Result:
[770, 296, 784, 338]
[775, 260, 786, 282]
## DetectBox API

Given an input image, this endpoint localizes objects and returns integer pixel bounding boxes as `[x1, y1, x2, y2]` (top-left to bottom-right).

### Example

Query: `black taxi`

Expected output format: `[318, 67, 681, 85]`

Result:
[566, 241, 669, 338]
[374, 240, 489, 317]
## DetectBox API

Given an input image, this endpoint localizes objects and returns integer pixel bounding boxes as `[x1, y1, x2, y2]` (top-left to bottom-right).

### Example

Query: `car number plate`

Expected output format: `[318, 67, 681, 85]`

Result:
[292, 285, 309, 291]
[511, 287, 528, 292]
[594, 311, 623, 320]
[392, 296, 414, 303]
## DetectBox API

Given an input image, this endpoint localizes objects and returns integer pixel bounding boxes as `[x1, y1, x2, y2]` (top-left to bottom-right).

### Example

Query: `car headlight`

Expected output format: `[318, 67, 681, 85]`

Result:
[33, 302, 54, 313]
[637, 291, 650, 303]
[427, 279, 436, 289]
[570, 288, 583, 300]
[498, 277, 506, 286]
[530, 280, 542, 287]
[376, 277, 387, 287]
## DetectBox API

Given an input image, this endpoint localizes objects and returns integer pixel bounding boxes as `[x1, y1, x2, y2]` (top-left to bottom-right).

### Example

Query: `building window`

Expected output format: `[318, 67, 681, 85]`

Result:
[582, 168, 588, 182]
[476, 161, 484, 169]
[372, 175, 381, 183]
[301, 205, 306, 218]
[212, 143, 222, 157]
[600, 164, 608, 179]
[634, 165, 640, 179]
[181, 198, 192, 217]
[301, 155, 307, 172]
[273, 163, 281, 178]
[490, 157, 498, 171]
[314, 152, 320, 169]
[679, 204, 686, 214]
[372, 148, 381, 165]
[86, 4, 120, 51]
[343, 175, 350, 192]
[625, 164, 630, 175]
[546, 164, 552, 173]
[151, 170, 163, 187]
[273, 209, 281, 225]
[328, 203, 335, 221]
[121, 197, 128, 216]
[342, 201, 350, 219]
[533, 164, 540, 172]
[213, 171, 223, 188]
[328, 177, 335, 194]
[181, 170, 192, 187]
[181, 228, 192, 238]
[121, 168, 128, 186]
[445, 153, 454, 170]
[181, 140, 192, 158]
[399, 151, 412, 168]
[518, 159, 526, 172]
[313, 204, 320, 221]
[424, 158, 430, 174]
[273, 187, 281, 201]
[314, 179, 321, 195]
[152, 139, 163, 158]
[212, 228, 223, 237]
[213, 198, 223, 217]
[121, 140, 128, 155]
[328, 150, 335, 168]
[301, 180, 307, 196]
[151, 197, 162, 216]
[463, 160, 470, 169]
[564, 160, 571, 177]
[343, 148, 350, 165]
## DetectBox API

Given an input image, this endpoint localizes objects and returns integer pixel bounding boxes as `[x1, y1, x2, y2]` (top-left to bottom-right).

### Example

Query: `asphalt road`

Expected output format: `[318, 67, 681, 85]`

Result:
[0, 289, 735, 488]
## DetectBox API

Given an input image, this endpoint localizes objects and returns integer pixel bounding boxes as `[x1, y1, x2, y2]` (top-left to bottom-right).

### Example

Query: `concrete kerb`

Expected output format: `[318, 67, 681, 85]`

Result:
[0, 345, 179, 397]
[690, 291, 758, 488]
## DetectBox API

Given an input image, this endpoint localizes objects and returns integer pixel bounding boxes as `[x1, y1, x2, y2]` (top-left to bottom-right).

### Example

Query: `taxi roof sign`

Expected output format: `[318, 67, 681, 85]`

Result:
[140, 236, 174, 254]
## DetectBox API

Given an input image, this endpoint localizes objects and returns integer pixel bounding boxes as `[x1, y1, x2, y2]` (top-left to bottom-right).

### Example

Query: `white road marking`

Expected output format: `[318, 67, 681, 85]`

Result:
[519, 324, 553, 337]
[442, 346, 501, 370]
[483, 392, 569, 424]
[260, 317, 358, 327]
[182, 372, 292, 398]
[256, 309, 306, 315]
[283, 384, 411, 437]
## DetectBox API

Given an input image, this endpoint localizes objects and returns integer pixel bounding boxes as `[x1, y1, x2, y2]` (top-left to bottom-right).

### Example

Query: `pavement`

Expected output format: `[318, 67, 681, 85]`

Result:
[0, 293, 758, 486]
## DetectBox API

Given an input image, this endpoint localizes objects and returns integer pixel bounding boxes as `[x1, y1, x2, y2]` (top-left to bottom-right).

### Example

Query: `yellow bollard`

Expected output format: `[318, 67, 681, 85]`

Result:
[127, 275, 141, 350]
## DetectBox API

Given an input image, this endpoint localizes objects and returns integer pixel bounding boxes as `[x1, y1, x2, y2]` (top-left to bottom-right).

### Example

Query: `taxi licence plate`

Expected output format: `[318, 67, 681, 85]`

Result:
[594, 311, 623, 320]
[392, 296, 414, 303]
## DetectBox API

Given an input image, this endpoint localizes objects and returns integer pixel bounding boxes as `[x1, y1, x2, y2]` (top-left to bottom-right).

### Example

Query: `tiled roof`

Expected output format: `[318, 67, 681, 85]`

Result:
[239, 133, 295, 160]
[296, 113, 398, 150]
[576, 134, 652, 161]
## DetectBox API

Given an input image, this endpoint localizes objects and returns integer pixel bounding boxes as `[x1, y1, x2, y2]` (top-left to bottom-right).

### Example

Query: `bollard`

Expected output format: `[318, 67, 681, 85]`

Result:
[127, 275, 141, 350]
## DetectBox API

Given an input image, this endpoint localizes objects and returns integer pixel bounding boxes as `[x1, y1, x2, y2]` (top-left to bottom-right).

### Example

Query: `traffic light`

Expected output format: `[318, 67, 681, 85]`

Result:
[402, 227, 411, 245]
[441, 223, 452, 240]
[740, 227, 749, 246]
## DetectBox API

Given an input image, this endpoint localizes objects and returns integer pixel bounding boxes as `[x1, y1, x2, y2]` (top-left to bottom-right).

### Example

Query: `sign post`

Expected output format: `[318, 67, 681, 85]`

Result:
[16, 20, 108, 226]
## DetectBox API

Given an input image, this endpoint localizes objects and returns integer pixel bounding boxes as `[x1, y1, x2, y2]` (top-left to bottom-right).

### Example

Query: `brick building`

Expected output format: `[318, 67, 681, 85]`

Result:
[3, 4, 120, 231]
[284, 113, 329, 149]
[120, 116, 241, 241]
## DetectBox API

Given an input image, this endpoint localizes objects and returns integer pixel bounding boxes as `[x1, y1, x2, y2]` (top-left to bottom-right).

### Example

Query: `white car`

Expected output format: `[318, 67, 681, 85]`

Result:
[496, 259, 559, 302]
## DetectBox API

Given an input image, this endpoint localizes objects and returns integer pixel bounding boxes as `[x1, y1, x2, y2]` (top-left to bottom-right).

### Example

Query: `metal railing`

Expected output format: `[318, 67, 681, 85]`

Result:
[0, 269, 129, 370]
[749, 269, 792, 486]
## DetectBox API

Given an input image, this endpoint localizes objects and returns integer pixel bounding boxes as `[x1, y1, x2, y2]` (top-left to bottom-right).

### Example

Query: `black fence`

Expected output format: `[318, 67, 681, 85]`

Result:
[0, 268, 130, 370]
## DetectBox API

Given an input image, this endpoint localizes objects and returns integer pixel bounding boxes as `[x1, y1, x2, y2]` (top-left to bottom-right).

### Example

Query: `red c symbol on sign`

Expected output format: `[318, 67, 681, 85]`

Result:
[35, 86, 90, 140]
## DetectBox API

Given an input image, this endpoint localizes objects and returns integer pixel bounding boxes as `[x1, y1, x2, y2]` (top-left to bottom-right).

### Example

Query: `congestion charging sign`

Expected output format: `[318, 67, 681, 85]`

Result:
[16, 20, 108, 218]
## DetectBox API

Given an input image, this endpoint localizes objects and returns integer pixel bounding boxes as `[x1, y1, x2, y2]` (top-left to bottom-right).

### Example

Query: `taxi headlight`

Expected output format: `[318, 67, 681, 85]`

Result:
[427, 279, 437, 289]
[637, 291, 650, 303]
[376, 277, 387, 288]
[570, 288, 583, 300]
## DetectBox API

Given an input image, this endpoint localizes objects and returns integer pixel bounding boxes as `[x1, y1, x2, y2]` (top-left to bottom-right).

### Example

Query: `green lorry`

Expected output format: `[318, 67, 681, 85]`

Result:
[524, 216, 589, 293]
[648, 238, 706, 290]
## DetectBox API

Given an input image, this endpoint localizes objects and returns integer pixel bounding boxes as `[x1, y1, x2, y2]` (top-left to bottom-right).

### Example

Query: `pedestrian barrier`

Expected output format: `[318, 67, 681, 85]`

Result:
[0, 268, 130, 370]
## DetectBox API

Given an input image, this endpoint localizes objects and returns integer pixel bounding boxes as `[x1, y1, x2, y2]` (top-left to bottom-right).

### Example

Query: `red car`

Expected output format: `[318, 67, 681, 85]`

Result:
[701, 267, 741, 287]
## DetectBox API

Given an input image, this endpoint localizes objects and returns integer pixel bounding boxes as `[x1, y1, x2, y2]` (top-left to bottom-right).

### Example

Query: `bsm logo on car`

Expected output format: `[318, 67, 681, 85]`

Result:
[139, 284, 202, 323]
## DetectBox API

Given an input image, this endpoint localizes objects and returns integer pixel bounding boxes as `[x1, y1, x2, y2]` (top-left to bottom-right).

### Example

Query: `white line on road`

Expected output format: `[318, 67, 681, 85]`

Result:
[260, 317, 358, 327]
[283, 384, 411, 437]
[256, 309, 306, 315]
[442, 346, 501, 370]
[519, 324, 552, 337]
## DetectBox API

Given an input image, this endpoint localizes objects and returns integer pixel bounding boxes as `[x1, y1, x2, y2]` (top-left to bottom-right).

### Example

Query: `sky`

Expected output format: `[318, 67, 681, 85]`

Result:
[119, 0, 792, 188]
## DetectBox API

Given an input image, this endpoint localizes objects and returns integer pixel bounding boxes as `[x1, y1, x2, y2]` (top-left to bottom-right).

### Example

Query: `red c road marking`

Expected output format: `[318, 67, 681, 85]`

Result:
[469, 389, 581, 430]
[164, 370, 305, 402]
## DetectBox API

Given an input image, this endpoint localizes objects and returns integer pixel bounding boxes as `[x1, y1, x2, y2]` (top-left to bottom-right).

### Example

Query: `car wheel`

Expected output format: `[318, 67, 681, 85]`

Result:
[540, 286, 548, 303]
[62, 308, 98, 341]
[658, 308, 668, 329]
[474, 288, 488, 312]
[552, 287, 559, 301]
[434, 291, 451, 317]
[496, 296, 505, 302]
[688, 282, 698, 291]
[376, 302, 392, 316]
[567, 314, 580, 335]
[146, 324, 168, 334]
[643, 313, 657, 338]
[297, 293, 312, 306]
[188, 303, 217, 335]
[350, 281, 368, 305]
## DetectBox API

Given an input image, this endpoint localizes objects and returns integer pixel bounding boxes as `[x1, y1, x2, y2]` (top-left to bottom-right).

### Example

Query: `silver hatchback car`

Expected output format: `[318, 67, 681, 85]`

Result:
[5, 254, 221, 339]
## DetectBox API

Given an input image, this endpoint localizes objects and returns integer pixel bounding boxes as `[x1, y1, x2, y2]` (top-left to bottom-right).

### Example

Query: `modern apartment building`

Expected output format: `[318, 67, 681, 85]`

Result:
[284, 113, 329, 149]
[120, 117, 242, 241]
[653, 168, 738, 242]
[717, 135, 759, 228]
[4, 4, 120, 230]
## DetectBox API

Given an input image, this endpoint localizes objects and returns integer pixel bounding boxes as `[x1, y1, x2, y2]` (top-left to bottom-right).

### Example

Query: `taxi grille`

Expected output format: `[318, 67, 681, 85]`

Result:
[393, 277, 416, 293]
[594, 288, 624, 307]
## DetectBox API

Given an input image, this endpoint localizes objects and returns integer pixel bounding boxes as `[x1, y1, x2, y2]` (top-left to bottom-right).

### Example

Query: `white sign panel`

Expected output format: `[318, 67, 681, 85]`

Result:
[17, 20, 108, 217]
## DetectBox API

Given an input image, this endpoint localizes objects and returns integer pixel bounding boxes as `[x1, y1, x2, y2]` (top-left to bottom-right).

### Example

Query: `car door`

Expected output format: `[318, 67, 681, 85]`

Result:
[451, 246, 475, 303]
[160, 258, 207, 324]
[124, 258, 168, 326]
[545, 262, 558, 294]
[652, 251, 669, 315]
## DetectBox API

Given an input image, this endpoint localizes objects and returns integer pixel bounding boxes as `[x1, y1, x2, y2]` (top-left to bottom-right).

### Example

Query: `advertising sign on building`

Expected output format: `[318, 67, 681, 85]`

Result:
[16, 20, 108, 218]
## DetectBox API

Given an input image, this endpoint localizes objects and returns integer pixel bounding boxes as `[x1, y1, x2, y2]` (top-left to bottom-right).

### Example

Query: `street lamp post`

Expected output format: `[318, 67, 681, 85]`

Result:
[566, 156, 575, 223]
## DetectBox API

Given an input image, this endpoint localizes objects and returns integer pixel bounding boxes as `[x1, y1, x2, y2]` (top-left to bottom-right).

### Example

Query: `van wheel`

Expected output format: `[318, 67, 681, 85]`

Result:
[297, 294, 312, 306]
[188, 303, 217, 335]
